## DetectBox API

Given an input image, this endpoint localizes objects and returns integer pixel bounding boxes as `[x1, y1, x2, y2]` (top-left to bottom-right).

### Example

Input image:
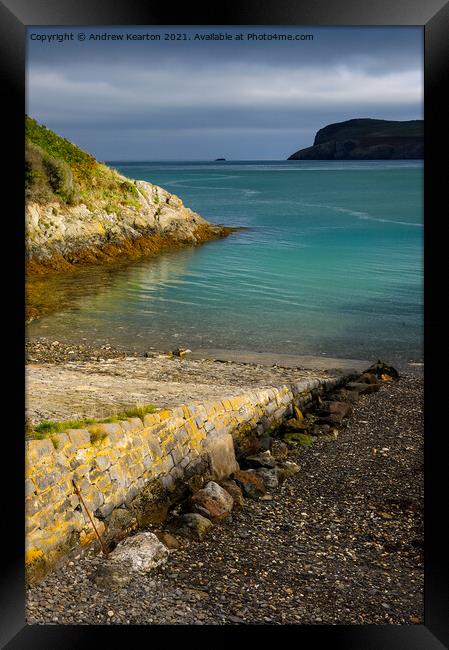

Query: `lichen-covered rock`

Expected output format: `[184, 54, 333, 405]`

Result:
[108, 531, 169, 572]
[191, 481, 234, 520]
[178, 513, 213, 540]
[104, 507, 137, 546]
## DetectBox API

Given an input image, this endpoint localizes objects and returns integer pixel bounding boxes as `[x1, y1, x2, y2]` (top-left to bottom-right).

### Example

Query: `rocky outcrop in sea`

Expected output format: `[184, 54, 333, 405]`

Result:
[288, 118, 423, 160]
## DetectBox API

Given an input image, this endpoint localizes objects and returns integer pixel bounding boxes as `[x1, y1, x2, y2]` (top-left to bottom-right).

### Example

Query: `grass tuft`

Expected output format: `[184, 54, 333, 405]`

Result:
[27, 404, 157, 441]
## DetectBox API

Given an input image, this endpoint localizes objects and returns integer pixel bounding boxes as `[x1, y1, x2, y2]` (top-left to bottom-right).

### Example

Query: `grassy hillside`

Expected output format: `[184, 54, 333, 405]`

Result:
[25, 116, 141, 212]
[314, 118, 423, 145]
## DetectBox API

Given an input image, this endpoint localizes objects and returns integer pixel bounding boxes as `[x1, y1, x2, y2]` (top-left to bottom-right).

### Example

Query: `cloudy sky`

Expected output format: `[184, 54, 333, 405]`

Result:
[26, 26, 423, 161]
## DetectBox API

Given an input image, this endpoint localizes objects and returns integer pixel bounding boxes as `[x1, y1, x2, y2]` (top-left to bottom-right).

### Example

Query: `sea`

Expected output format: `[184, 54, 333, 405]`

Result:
[27, 160, 424, 364]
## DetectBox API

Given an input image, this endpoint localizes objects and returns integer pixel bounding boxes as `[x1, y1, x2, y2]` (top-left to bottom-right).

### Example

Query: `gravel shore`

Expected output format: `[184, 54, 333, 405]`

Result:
[26, 371, 423, 625]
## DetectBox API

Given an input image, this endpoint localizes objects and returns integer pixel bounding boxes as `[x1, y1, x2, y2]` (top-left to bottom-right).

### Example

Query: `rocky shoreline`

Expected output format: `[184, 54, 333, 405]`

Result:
[26, 369, 423, 625]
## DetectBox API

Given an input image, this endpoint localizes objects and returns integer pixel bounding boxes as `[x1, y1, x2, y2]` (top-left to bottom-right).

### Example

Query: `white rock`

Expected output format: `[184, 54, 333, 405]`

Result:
[109, 531, 169, 572]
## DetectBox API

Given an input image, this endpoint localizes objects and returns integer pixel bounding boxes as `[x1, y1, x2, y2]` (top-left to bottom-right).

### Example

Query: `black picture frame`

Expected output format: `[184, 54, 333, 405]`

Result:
[2, 0, 447, 647]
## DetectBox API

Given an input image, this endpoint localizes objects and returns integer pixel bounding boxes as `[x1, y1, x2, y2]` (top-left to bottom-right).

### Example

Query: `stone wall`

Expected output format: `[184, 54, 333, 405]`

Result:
[25, 375, 349, 582]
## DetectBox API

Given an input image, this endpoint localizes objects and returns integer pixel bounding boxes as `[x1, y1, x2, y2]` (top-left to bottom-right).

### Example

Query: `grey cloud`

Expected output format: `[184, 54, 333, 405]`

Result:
[26, 26, 423, 160]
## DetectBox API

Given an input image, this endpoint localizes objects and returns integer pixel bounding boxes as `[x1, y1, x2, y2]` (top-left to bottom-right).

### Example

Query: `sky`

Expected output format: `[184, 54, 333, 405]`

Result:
[26, 26, 423, 161]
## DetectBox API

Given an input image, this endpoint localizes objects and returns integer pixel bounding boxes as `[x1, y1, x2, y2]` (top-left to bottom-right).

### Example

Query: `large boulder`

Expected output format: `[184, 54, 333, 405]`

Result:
[108, 531, 169, 572]
[191, 481, 234, 520]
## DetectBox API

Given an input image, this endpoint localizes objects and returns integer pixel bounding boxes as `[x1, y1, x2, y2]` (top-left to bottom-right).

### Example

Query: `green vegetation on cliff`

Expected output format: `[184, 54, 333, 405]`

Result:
[25, 115, 140, 210]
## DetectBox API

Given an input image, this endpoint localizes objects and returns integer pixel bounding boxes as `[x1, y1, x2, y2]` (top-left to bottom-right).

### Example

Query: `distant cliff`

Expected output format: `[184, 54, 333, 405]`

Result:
[25, 116, 234, 274]
[287, 118, 423, 160]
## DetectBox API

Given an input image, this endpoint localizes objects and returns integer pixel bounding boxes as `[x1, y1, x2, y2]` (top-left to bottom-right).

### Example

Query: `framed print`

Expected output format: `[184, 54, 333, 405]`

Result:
[1, 0, 447, 647]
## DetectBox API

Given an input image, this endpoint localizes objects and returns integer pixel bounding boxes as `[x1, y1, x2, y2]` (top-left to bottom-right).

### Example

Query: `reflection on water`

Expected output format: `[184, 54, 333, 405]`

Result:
[27, 247, 197, 323]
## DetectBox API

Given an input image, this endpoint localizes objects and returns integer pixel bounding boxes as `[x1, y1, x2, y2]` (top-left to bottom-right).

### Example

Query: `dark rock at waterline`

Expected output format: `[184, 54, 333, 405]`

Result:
[259, 436, 273, 451]
[364, 360, 400, 380]
[336, 388, 362, 403]
[103, 507, 138, 547]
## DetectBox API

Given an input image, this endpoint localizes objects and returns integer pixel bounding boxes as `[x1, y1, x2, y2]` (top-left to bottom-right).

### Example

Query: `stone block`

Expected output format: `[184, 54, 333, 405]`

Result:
[25, 478, 36, 498]
[171, 445, 185, 465]
[95, 453, 112, 472]
[109, 463, 132, 489]
[66, 429, 91, 451]
[202, 432, 239, 481]
[143, 413, 161, 427]
[33, 470, 58, 493]
[26, 438, 54, 465]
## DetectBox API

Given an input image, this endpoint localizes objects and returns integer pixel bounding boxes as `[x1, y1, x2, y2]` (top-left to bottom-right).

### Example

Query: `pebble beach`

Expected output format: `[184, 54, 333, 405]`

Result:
[26, 349, 423, 625]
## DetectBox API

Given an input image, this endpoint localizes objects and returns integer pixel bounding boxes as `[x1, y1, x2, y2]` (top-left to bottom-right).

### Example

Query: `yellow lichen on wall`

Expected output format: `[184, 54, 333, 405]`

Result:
[25, 375, 344, 583]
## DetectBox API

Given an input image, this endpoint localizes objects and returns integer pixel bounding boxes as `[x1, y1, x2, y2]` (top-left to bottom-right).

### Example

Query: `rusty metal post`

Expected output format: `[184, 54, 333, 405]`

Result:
[72, 479, 109, 557]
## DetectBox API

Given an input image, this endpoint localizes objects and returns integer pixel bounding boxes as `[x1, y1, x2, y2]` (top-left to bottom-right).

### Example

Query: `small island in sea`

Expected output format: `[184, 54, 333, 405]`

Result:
[288, 118, 423, 160]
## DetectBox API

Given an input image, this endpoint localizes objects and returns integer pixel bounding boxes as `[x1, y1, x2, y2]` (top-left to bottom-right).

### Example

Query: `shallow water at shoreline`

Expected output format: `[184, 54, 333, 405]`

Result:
[27, 160, 423, 364]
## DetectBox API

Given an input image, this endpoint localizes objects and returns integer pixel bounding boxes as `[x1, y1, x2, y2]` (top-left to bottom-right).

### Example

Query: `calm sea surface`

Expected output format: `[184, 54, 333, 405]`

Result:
[28, 161, 423, 363]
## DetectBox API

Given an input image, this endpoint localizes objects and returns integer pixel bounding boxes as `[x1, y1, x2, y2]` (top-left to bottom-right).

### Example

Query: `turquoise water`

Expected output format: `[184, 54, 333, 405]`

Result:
[28, 161, 423, 363]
